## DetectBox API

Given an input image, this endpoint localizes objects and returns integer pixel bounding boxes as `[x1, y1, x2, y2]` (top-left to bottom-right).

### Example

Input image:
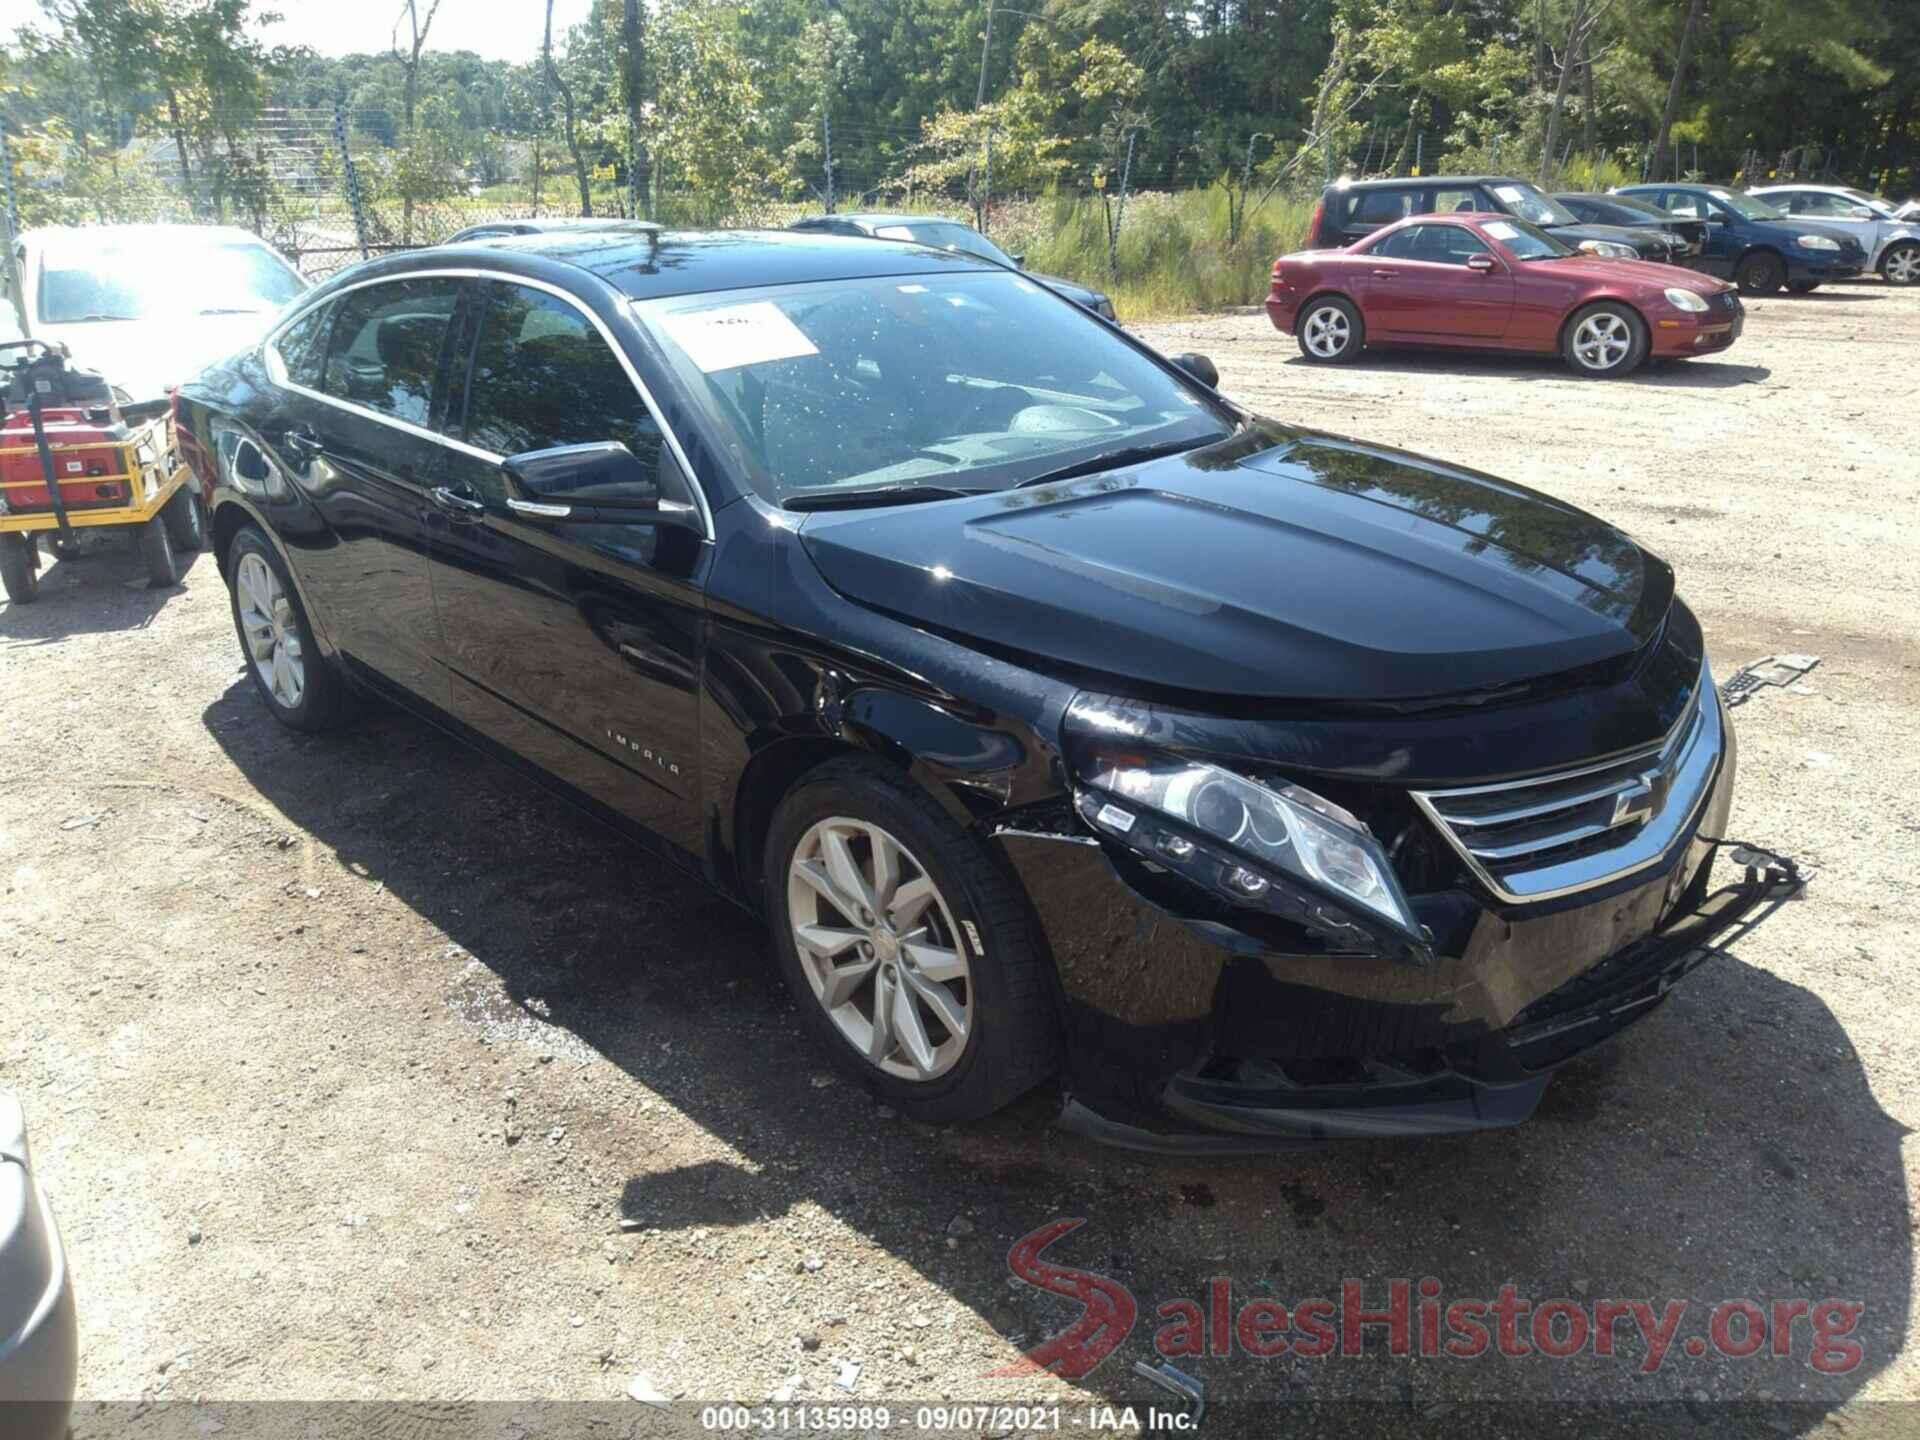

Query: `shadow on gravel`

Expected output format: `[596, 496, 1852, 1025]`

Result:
[0, 533, 204, 641]
[1284, 350, 1771, 388]
[203, 681, 1908, 1437]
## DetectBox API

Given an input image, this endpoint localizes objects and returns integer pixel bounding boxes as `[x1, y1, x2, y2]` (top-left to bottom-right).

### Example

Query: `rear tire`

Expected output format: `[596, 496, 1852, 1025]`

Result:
[0, 533, 39, 604]
[162, 485, 205, 553]
[763, 755, 1058, 1123]
[1295, 295, 1364, 363]
[226, 524, 349, 731]
[1880, 242, 1920, 286]
[138, 514, 179, 587]
[1735, 251, 1786, 295]
[1562, 302, 1648, 377]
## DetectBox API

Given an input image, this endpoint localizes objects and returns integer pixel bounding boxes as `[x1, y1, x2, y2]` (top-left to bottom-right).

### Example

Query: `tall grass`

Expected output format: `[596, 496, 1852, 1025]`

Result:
[989, 188, 1316, 321]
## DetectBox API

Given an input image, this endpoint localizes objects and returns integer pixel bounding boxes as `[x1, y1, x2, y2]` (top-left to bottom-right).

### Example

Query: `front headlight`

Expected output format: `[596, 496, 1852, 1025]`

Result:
[1664, 287, 1710, 312]
[1796, 234, 1840, 252]
[1071, 744, 1427, 956]
[1578, 239, 1639, 260]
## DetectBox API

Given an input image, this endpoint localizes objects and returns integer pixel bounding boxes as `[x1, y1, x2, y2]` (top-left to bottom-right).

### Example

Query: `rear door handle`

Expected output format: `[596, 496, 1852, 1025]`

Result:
[430, 485, 486, 518]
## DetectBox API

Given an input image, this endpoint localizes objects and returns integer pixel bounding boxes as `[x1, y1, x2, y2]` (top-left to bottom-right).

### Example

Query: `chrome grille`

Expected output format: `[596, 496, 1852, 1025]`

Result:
[1411, 665, 1722, 904]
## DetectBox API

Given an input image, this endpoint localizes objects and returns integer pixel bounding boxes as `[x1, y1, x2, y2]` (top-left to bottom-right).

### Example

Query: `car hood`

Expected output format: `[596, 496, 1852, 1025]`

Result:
[31, 311, 281, 405]
[1030, 272, 1108, 308]
[1543, 220, 1662, 249]
[797, 425, 1674, 702]
[1752, 218, 1864, 252]
[1521, 255, 1731, 295]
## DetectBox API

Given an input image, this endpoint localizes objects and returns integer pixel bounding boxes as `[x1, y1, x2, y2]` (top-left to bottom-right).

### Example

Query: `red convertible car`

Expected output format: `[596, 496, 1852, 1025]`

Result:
[1267, 212, 1743, 377]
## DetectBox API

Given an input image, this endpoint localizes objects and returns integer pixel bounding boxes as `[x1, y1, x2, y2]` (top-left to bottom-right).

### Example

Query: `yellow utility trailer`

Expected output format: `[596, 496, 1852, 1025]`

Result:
[0, 340, 202, 604]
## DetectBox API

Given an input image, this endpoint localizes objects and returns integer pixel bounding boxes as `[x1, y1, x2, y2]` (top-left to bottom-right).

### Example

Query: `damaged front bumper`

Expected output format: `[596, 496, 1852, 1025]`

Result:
[997, 739, 1802, 1149]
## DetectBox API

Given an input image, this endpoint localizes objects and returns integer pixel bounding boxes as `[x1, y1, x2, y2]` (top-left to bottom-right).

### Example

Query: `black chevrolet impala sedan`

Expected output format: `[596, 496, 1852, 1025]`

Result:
[173, 229, 1794, 1146]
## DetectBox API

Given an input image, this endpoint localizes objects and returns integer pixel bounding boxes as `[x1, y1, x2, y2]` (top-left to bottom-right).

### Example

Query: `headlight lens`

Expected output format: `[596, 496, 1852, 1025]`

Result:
[1073, 746, 1425, 949]
[1578, 239, 1639, 260]
[1664, 287, 1710, 312]
[1796, 234, 1840, 251]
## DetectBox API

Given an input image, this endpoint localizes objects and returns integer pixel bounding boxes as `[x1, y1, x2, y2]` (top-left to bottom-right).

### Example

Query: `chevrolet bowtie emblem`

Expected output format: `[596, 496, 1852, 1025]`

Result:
[1611, 767, 1667, 829]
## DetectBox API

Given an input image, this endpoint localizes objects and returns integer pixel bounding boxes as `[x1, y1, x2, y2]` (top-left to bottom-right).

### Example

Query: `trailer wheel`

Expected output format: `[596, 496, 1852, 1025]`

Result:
[139, 514, 179, 588]
[0, 533, 38, 604]
[162, 485, 206, 553]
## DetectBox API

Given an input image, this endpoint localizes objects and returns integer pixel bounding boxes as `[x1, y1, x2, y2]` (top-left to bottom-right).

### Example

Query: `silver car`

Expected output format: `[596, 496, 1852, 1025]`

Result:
[0, 1093, 76, 1440]
[1748, 184, 1920, 285]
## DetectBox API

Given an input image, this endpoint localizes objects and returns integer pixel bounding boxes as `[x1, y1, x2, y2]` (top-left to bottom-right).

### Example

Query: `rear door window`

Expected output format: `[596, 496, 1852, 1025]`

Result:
[271, 301, 335, 391]
[1349, 188, 1417, 228]
[1430, 187, 1481, 215]
[321, 278, 461, 427]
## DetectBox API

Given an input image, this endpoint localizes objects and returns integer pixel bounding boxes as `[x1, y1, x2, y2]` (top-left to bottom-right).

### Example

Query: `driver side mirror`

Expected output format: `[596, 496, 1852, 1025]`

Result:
[1170, 352, 1219, 388]
[1466, 252, 1497, 272]
[502, 441, 702, 530]
[1009, 253, 1027, 268]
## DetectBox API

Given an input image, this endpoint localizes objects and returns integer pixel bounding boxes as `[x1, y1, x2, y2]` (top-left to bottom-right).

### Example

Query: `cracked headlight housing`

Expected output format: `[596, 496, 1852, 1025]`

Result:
[1071, 744, 1428, 959]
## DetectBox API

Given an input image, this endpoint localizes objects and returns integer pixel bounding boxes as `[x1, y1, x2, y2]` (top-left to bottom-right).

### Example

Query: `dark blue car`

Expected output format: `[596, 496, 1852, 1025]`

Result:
[1616, 184, 1867, 294]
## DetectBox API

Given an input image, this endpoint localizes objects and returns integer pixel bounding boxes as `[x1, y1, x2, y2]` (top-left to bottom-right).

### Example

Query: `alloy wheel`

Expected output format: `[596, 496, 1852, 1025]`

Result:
[1302, 306, 1351, 358]
[1885, 246, 1920, 285]
[236, 551, 305, 710]
[786, 816, 972, 1082]
[1571, 312, 1632, 372]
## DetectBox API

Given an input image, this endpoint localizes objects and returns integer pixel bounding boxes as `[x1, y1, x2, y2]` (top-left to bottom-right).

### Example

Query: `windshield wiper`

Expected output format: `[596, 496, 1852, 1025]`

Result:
[56, 313, 140, 322]
[781, 483, 985, 512]
[198, 306, 264, 316]
[1014, 435, 1214, 489]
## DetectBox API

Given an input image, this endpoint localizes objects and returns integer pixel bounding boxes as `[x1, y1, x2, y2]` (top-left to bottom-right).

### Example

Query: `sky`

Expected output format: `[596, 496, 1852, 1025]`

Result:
[1, 0, 598, 64]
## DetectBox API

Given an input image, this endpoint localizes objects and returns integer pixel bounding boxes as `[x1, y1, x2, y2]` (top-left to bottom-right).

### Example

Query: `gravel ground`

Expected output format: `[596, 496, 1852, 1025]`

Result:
[2, 282, 1917, 1438]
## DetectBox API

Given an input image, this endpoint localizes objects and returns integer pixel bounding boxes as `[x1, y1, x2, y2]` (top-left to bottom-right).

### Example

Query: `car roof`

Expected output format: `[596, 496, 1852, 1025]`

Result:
[1332, 175, 1524, 190]
[344, 228, 1002, 302]
[793, 213, 962, 231]
[21, 222, 277, 251]
[450, 218, 662, 238]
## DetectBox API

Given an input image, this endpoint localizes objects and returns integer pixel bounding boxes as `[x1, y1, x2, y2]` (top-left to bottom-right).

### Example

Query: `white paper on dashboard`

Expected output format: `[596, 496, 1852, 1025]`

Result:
[658, 302, 820, 372]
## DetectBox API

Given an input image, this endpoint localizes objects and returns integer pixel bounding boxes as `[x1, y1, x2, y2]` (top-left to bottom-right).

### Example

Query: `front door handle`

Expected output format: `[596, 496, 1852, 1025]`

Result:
[430, 485, 487, 518]
[1371, 268, 1397, 279]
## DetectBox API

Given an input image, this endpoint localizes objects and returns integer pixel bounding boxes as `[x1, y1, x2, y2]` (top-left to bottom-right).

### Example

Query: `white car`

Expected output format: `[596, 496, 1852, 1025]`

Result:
[1747, 184, 1920, 285]
[3, 224, 310, 408]
[0, 1093, 76, 1440]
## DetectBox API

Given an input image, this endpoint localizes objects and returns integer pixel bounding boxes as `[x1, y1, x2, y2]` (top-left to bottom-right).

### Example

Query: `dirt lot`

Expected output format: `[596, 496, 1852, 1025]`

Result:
[3, 282, 1918, 1437]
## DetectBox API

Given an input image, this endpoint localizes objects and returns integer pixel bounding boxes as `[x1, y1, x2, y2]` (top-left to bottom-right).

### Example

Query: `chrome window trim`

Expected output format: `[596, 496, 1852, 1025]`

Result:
[260, 266, 714, 540]
[1410, 662, 1723, 905]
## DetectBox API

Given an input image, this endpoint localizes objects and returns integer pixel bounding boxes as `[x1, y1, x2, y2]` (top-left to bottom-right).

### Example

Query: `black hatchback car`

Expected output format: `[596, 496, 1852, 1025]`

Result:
[1313, 175, 1688, 263]
[175, 229, 1795, 1146]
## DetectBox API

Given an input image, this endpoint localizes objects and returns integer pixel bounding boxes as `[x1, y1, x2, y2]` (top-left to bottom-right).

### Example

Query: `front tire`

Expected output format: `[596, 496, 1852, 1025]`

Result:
[1562, 302, 1648, 377]
[1735, 251, 1786, 295]
[162, 485, 206, 553]
[138, 513, 179, 587]
[1296, 295, 1364, 363]
[1881, 242, 1920, 286]
[1787, 280, 1819, 294]
[0, 533, 38, 603]
[226, 525, 348, 731]
[763, 756, 1058, 1123]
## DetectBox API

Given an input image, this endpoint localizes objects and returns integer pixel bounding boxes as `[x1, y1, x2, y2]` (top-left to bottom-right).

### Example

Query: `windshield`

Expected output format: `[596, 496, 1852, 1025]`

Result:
[635, 271, 1232, 504]
[873, 221, 1016, 267]
[1480, 218, 1576, 259]
[1489, 182, 1578, 227]
[1709, 189, 1784, 221]
[38, 236, 306, 324]
[1838, 189, 1899, 219]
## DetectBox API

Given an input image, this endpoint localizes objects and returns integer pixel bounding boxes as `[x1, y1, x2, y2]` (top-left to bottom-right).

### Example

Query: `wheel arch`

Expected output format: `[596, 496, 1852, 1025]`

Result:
[209, 494, 345, 662]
